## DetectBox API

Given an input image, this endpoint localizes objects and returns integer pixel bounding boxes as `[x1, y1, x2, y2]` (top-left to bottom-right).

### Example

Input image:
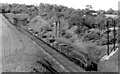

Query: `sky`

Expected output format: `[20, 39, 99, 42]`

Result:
[1, 0, 120, 11]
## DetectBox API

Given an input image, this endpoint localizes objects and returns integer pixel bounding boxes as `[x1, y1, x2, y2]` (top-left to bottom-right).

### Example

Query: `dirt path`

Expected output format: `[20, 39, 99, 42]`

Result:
[1, 14, 64, 72]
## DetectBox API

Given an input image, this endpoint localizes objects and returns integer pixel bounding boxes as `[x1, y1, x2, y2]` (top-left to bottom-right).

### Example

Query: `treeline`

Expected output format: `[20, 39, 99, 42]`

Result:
[1, 3, 119, 44]
[1, 3, 38, 18]
[1, 3, 118, 28]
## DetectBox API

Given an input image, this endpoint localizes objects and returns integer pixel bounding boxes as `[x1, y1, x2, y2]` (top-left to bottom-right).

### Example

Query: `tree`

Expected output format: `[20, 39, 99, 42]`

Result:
[97, 9, 105, 15]
[85, 5, 92, 10]
[68, 14, 83, 28]
[1, 3, 12, 13]
[95, 15, 106, 30]
[106, 8, 115, 14]
[82, 15, 96, 29]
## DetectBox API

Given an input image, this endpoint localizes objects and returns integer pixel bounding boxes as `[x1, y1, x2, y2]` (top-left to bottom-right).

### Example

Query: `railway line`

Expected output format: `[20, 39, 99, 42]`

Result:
[3, 14, 98, 72]
[15, 25, 85, 72]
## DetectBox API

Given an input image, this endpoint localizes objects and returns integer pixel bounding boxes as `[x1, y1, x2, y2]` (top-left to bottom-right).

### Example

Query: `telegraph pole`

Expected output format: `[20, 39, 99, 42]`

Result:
[113, 20, 116, 51]
[107, 20, 109, 55]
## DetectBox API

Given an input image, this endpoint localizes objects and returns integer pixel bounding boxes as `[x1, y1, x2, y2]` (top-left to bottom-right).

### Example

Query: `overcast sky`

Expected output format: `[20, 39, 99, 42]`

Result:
[1, 0, 120, 11]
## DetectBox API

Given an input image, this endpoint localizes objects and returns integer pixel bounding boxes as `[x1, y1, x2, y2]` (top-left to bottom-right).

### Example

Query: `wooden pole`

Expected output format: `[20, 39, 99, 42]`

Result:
[113, 20, 116, 51]
[107, 20, 109, 55]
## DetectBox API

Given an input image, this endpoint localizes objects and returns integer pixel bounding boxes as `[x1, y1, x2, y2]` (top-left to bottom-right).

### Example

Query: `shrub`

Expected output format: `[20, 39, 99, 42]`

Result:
[86, 45, 101, 62]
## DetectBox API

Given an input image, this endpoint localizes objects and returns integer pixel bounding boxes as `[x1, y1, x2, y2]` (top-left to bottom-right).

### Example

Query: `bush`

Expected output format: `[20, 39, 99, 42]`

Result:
[86, 46, 101, 62]
[83, 31, 101, 42]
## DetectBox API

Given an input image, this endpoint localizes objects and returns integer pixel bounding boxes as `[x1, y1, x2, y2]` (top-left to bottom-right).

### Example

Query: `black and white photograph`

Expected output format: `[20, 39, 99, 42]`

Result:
[0, 0, 120, 73]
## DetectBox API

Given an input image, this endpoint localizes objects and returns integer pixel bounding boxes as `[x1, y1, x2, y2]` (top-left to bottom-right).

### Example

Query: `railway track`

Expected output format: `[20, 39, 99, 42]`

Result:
[3, 14, 97, 72]
[4, 14, 97, 72]
[16, 26, 85, 72]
